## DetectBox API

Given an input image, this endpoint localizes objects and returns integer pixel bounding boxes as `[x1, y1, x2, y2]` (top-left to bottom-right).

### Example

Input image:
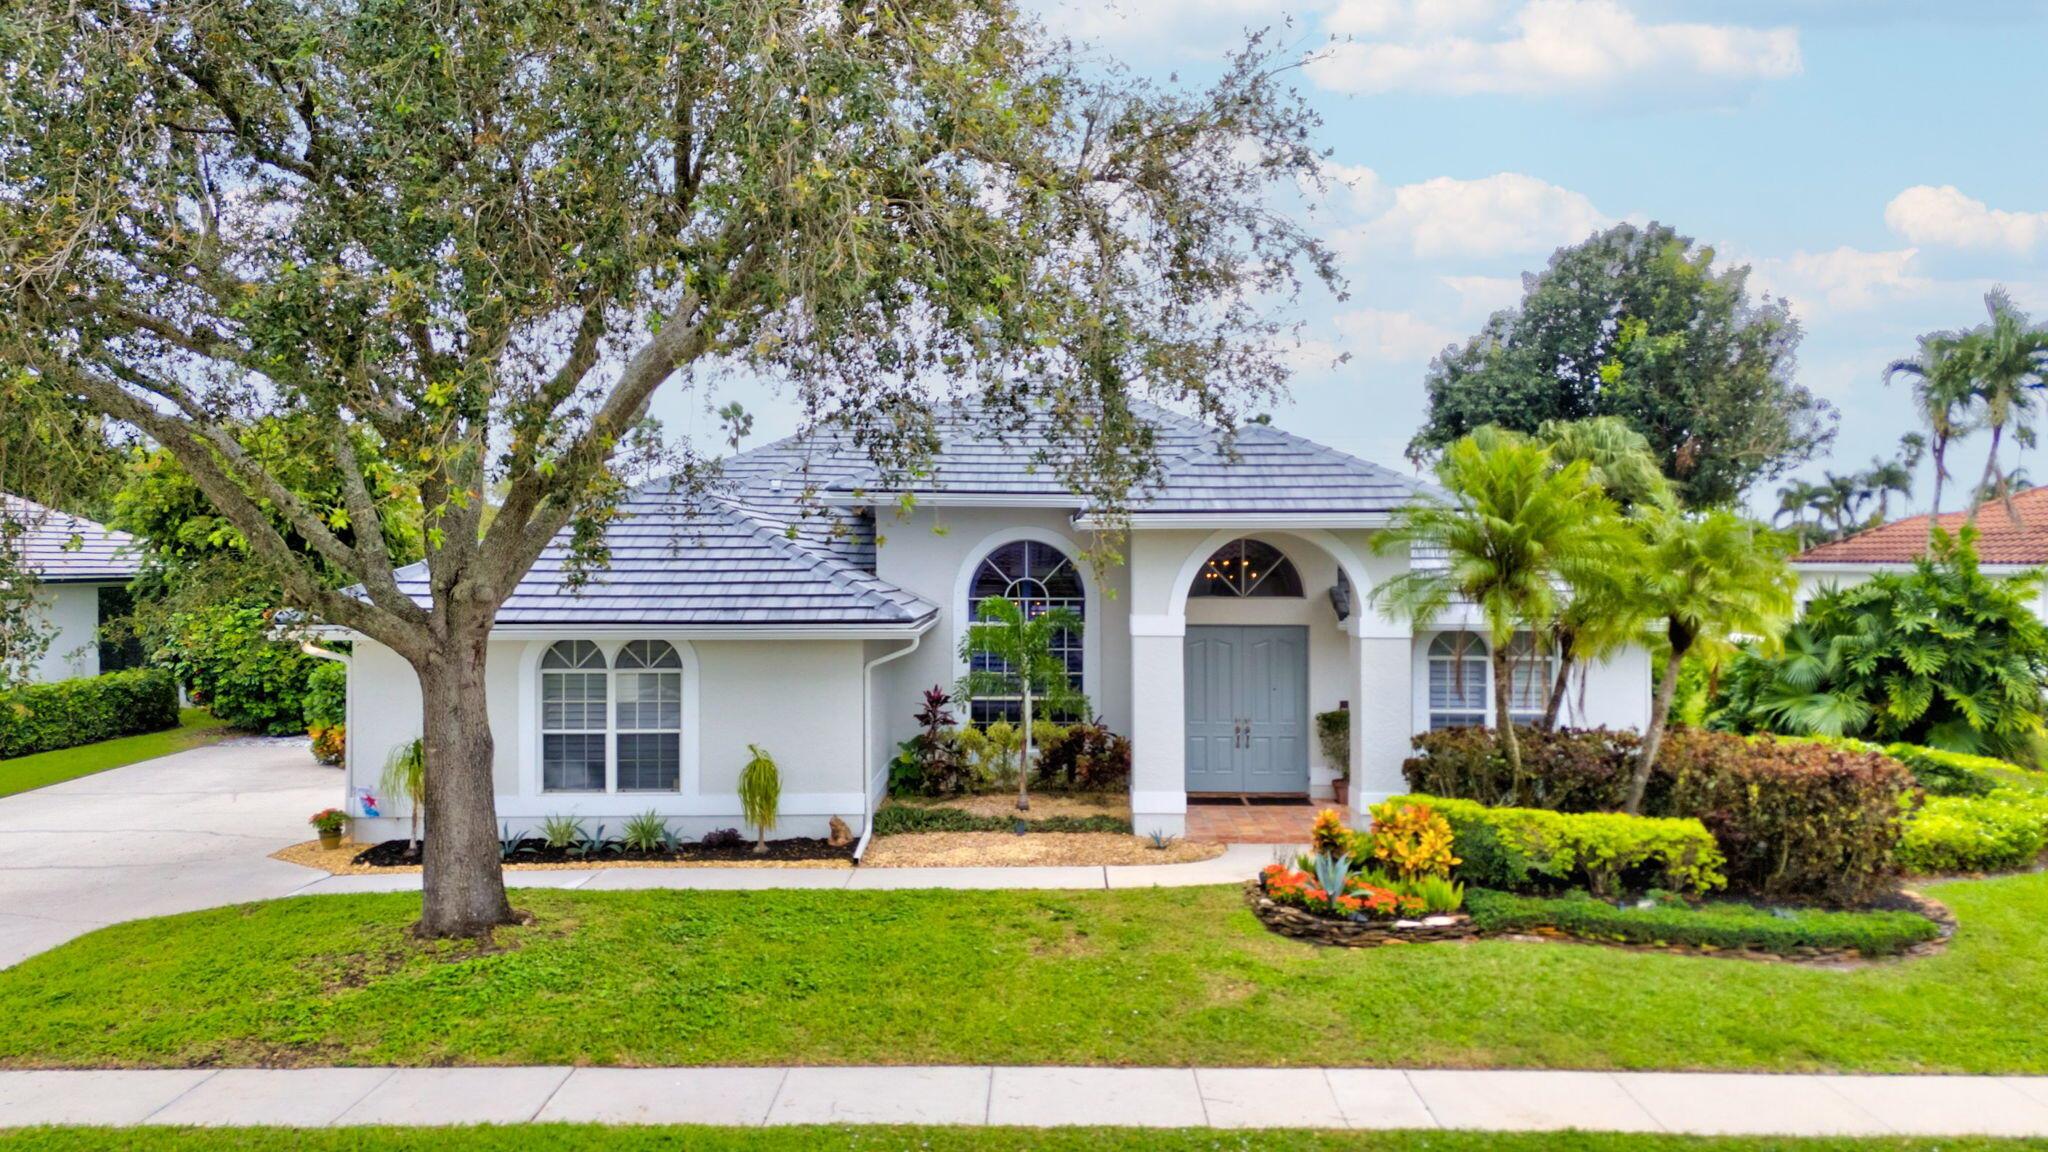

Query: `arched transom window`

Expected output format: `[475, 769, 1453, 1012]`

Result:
[1189, 538, 1304, 598]
[966, 540, 1085, 724]
[540, 639, 686, 793]
[1426, 631, 1554, 731]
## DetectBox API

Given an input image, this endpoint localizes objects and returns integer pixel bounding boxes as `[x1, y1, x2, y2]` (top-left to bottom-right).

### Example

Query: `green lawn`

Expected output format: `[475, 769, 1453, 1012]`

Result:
[0, 1130, 2036, 1152]
[1, 873, 2044, 1073]
[0, 709, 230, 798]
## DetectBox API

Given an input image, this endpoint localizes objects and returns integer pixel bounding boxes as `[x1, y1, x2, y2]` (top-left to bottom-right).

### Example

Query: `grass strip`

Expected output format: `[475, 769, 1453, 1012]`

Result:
[0, 710, 231, 798]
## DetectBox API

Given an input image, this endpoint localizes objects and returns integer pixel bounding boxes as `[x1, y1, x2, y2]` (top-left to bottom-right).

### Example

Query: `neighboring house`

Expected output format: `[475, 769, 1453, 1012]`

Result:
[1792, 487, 2048, 618]
[1, 495, 142, 683]
[339, 404, 1652, 842]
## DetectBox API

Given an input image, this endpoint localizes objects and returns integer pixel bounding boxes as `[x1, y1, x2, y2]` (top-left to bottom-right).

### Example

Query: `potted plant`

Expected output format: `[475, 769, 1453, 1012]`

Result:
[309, 808, 349, 850]
[1316, 709, 1351, 806]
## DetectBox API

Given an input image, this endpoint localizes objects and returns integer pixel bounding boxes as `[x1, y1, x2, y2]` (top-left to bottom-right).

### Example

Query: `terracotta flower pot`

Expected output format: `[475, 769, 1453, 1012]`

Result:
[1332, 779, 1350, 807]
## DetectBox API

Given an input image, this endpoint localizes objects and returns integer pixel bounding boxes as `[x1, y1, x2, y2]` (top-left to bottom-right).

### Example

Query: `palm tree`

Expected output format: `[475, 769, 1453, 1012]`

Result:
[958, 596, 1087, 812]
[1372, 429, 1625, 792]
[1533, 418, 1664, 728]
[1626, 509, 1796, 814]
[1960, 289, 2048, 524]
[1886, 330, 1979, 537]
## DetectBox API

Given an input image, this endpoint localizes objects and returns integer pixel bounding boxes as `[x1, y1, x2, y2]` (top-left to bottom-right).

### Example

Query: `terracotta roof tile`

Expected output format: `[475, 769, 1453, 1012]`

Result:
[1794, 487, 2048, 566]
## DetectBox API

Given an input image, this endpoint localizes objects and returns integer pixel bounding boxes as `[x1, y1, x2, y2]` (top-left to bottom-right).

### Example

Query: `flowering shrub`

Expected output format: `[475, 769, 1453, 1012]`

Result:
[1366, 801, 1460, 882]
[1259, 863, 1423, 920]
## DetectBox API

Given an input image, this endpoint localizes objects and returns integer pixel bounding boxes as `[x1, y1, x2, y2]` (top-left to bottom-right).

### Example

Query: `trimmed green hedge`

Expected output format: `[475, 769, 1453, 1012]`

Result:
[1391, 794, 1725, 897]
[1465, 888, 1942, 957]
[1898, 790, 2048, 874]
[871, 804, 1131, 836]
[0, 668, 181, 759]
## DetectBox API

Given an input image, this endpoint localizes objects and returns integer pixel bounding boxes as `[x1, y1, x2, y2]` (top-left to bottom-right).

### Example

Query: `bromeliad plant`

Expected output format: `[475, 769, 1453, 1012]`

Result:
[959, 595, 1087, 812]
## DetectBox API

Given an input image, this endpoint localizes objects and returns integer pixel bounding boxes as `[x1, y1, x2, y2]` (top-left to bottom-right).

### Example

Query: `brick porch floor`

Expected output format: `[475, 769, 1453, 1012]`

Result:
[1184, 799, 1323, 844]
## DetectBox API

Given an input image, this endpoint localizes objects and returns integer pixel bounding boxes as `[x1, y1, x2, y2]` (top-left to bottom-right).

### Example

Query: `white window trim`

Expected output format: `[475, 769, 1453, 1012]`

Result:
[950, 526, 1099, 720]
[519, 637, 702, 800]
[1413, 629, 1555, 732]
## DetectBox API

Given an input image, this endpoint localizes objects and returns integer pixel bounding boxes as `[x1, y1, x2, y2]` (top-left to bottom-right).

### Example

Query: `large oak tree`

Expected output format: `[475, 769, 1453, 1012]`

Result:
[2, 0, 1334, 935]
[1408, 222, 1834, 508]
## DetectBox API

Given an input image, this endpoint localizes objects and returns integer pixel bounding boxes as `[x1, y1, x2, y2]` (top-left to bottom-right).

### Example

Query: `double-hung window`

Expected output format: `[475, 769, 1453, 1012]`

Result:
[540, 639, 684, 792]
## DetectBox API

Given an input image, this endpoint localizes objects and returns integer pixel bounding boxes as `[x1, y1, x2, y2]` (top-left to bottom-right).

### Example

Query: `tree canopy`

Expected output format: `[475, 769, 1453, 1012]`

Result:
[0, 0, 1335, 935]
[1408, 222, 1834, 508]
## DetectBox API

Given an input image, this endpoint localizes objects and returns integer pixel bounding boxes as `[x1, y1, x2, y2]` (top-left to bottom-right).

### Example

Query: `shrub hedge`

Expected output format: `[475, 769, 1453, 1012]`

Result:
[1391, 794, 1725, 897]
[1882, 743, 2047, 798]
[1657, 731, 1913, 904]
[1897, 790, 2048, 875]
[870, 804, 1131, 836]
[0, 668, 180, 759]
[1402, 726, 1638, 811]
[1034, 721, 1131, 792]
[1464, 888, 1942, 957]
[1404, 728, 1914, 903]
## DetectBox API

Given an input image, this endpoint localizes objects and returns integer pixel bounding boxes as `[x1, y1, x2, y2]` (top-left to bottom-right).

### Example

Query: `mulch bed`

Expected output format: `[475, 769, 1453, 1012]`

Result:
[351, 836, 854, 868]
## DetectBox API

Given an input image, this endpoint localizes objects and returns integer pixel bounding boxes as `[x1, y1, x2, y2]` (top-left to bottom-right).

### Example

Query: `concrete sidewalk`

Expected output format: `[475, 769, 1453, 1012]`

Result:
[284, 843, 1290, 896]
[6, 1066, 2048, 1134]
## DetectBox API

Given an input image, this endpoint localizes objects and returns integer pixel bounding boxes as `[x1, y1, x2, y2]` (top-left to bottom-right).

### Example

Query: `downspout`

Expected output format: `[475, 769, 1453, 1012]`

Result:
[855, 632, 923, 863]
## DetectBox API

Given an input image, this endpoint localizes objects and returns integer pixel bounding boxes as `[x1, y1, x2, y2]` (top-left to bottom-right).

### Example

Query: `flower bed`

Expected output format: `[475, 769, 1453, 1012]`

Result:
[350, 834, 852, 868]
[1246, 880, 1478, 947]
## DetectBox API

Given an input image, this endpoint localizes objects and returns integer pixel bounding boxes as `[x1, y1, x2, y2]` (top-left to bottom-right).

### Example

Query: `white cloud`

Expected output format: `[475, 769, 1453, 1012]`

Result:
[1885, 185, 2048, 256]
[1332, 309, 1463, 361]
[1440, 274, 1527, 317]
[1314, 161, 1386, 215]
[1306, 0, 1801, 99]
[1346, 172, 1611, 259]
[1746, 247, 1933, 319]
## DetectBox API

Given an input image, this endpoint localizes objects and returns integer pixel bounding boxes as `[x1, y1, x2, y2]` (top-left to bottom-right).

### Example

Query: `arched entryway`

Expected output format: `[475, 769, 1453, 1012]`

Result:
[1183, 538, 1311, 796]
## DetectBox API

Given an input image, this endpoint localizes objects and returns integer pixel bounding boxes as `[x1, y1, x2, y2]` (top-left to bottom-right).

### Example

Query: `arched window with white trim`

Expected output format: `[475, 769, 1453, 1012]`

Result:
[1426, 632, 1489, 730]
[966, 539, 1085, 724]
[541, 640, 608, 791]
[1188, 538, 1303, 598]
[614, 640, 683, 791]
[1427, 631, 1555, 730]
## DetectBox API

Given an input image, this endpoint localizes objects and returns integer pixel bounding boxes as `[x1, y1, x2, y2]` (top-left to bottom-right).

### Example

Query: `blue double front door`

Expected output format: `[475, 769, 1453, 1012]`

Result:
[1184, 625, 1309, 795]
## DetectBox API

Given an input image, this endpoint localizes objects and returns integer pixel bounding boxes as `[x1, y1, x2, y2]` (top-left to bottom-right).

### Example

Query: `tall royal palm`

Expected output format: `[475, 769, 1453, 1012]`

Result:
[1961, 290, 2048, 523]
[1372, 430, 1624, 793]
[1628, 509, 1796, 814]
[1886, 331, 1978, 536]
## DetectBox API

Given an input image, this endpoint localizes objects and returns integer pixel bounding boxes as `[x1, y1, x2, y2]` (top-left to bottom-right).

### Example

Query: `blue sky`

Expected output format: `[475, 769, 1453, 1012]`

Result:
[655, 0, 2048, 517]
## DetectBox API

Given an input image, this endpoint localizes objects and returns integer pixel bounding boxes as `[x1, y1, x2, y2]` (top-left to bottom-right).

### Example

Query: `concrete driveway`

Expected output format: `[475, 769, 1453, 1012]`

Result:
[0, 738, 338, 968]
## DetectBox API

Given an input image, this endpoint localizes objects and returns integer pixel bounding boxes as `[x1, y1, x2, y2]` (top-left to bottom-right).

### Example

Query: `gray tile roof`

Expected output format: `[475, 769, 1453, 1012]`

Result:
[0, 495, 140, 583]
[815, 400, 1430, 515]
[373, 401, 1426, 632]
[388, 480, 934, 629]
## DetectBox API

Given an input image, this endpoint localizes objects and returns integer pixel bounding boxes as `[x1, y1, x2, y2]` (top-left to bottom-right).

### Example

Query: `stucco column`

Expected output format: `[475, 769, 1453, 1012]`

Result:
[1127, 615, 1187, 839]
[1348, 611, 1413, 818]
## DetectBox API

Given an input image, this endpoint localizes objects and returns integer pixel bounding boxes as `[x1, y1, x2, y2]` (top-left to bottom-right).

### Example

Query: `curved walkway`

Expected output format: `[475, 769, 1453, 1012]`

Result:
[0, 738, 1290, 968]
[7, 1065, 2048, 1134]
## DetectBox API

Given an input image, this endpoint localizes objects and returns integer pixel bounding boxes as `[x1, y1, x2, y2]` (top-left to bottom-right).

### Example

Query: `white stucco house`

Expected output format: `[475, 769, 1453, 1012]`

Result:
[1792, 487, 2048, 618]
[2, 495, 142, 684]
[339, 403, 1653, 844]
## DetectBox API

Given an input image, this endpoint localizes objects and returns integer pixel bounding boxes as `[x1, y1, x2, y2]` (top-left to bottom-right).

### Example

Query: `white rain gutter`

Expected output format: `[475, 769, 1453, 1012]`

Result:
[855, 632, 924, 863]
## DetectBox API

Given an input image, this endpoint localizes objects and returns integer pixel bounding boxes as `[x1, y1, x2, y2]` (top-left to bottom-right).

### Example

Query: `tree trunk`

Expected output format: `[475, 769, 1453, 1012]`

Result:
[1928, 437, 1947, 542]
[1491, 645, 1524, 802]
[412, 623, 518, 938]
[1968, 425, 2004, 526]
[1540, 651, 1574, 732]
[1018, 680, 1033, 812]
[1626, 633, 1689, 816]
